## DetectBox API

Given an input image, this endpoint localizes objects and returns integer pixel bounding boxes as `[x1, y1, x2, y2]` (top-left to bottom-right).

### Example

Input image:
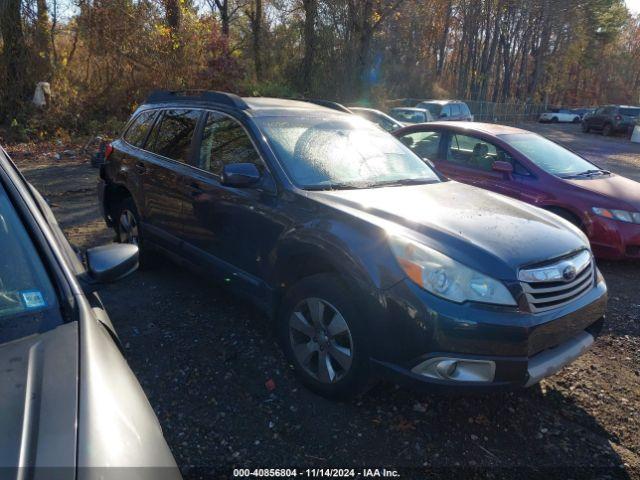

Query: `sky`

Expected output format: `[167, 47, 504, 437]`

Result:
[627, 0, 640, 15]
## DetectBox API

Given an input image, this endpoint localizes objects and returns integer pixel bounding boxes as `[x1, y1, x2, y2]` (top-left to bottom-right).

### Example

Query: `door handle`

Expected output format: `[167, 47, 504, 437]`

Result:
[135, 162, 147, 174]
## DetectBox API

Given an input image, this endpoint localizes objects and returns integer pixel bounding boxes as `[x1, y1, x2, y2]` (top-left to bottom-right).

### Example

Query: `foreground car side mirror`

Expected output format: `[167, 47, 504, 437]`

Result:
[221, 163, 261, 187]
[492, 160, 514, 176]
[86, 243, 139, 283]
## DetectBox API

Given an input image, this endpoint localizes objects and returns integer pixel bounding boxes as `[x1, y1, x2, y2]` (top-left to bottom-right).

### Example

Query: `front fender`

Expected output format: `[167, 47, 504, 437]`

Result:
[269, 219, 405, 293]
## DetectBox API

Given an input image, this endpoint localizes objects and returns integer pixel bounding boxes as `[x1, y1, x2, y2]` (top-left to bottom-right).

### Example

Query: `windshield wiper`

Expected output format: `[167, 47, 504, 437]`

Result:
[563, 169, 611, 179]
[303, 181, 375, 191]
[304, 178, 437, 191]
[368, 178, 438, 188]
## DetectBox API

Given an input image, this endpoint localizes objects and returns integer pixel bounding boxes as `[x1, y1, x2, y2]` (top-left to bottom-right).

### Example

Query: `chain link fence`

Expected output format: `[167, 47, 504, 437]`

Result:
[465, 100, 547, 123]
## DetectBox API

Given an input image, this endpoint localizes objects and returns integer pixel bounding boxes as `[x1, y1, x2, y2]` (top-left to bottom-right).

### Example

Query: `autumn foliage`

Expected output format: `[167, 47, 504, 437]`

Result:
[0, 0, 639, 138]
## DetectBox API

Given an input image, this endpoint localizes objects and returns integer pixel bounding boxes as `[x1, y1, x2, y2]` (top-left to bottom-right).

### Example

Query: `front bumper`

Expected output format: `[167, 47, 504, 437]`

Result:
[587, 215, 640, 260]
[369, 275, 607, 391]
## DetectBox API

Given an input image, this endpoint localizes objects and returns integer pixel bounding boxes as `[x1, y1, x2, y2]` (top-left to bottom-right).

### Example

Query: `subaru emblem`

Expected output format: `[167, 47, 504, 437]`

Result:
[562, 265, 577, 281]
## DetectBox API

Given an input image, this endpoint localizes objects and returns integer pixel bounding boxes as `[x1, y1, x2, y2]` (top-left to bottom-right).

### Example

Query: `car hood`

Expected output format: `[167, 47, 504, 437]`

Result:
[307, 181, 588, 278]
[566, 174, 640, 211]
[0, 322, 78, 471]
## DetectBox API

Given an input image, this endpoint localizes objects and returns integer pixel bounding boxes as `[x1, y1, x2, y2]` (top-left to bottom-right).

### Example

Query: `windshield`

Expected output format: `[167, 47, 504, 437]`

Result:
[501, 133, 600, 178]
[417, 103, 443, 117]
[0, 184, 60, 345]
[620, 108, 640, 117]
[256, 115, 439, 189]
[391, 109, 427, 124]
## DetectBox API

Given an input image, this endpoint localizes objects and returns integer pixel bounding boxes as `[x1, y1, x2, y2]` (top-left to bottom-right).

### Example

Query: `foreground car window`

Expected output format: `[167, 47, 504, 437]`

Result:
[0, 186, 61, 344]
[501, 133, 598, 178]
[257, 115, 439, 189]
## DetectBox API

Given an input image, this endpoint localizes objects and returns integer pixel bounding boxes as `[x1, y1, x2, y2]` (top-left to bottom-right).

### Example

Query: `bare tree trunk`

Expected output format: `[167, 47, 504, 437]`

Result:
[1, 0, 29, 120]
[164, 0, 181, 31]
[301, 0, 318, 93]
[248, 0, 263, 80]
[213, 0, 230, 36]
[528, 0, 551, 99]
[34, 0, 52, 81]
[436, 0, 452, 78]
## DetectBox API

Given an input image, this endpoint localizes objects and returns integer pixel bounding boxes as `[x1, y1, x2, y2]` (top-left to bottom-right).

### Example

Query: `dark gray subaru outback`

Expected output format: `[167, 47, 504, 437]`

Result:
[98, 91, 607, 398]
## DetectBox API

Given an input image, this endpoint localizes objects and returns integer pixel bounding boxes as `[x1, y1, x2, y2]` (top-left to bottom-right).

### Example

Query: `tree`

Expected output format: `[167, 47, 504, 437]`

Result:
[1, 0, 29, 121]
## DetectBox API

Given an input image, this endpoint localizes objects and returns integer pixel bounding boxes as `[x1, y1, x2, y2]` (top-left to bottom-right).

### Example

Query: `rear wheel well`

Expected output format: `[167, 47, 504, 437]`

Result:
[104, 184, 133, 224]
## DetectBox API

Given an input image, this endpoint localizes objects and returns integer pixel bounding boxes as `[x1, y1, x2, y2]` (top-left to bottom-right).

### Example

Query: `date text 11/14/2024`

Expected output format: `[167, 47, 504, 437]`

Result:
[233, 468, 400, 478]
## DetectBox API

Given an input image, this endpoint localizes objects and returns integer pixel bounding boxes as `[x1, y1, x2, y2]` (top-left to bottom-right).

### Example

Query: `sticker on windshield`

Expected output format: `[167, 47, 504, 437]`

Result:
[20, 290, 46, 310]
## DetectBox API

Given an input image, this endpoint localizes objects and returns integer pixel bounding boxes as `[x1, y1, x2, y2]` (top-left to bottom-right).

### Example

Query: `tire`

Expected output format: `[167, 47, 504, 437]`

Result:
[572, 116, 580, 124]
[114, 197, 154, 268]
[277, 273, 373, 399]
[551, 117, 559, 123]
[581, 122, 590, 133]
[602, 123, 613, 136]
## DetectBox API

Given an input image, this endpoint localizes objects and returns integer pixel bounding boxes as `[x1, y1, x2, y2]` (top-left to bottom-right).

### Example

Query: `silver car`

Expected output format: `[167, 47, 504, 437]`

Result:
[0, 147, 180, 480]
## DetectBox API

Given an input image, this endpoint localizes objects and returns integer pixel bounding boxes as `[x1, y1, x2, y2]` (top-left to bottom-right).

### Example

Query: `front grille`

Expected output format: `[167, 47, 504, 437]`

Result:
[520, 251, 595, 313]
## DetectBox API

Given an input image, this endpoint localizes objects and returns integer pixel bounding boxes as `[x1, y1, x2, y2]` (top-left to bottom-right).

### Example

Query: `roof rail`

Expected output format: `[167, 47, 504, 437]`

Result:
[145, 90, 249, 110]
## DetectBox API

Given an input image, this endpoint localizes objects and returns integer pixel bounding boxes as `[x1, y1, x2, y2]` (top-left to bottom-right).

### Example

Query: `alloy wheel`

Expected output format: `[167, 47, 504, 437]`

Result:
[288, 297, 354, 384]
[118, 209, 139, 245]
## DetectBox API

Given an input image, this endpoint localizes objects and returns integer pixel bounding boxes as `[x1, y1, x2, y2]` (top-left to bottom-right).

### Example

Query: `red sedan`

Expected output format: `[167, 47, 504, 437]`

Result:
[394, 122, 640, 260]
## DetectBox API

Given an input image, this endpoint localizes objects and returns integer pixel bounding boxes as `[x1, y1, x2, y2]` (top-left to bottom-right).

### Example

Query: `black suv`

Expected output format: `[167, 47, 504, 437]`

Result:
[415, 100, 473, 121]
[99, 91, 607, 398]
[582, 105, 640, 136]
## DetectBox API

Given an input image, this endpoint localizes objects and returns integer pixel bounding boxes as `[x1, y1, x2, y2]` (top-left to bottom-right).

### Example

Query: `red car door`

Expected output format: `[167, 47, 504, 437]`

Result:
[398, 129, 533, 201]
[443, 132, 534, 198]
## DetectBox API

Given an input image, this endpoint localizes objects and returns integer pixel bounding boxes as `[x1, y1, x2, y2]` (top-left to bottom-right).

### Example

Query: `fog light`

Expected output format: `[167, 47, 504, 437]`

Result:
[412, 357, 496, 383]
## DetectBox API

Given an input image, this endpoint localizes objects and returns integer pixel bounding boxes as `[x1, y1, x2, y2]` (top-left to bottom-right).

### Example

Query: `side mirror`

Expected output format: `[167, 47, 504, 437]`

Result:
[86, 243, 139, 283]
[221, 163, 261, 188]
[492, 160, 514, 176]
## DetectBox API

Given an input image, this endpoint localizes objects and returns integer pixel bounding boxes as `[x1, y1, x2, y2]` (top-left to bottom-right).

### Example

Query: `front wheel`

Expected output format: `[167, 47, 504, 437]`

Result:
[572, 116, 580, 124]
[581, 122, 590, 133]
[551, 117, 559, 123]
[278, 274, 373, 399]
[602, 123, 613, 136]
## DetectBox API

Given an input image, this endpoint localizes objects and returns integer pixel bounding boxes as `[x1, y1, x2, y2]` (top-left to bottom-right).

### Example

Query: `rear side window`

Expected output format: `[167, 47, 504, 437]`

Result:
[148, 109, 201, 163]
[620, 108, 640, 117]
[451, 104, 461, 116]
[199, 112, 262, 176]
[123, 110, 157, 148]
[461, 104, 471, 115]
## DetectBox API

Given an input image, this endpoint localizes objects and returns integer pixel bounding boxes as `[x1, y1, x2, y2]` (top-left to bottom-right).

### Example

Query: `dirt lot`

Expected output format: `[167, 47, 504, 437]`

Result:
[5, 123, 640, 479]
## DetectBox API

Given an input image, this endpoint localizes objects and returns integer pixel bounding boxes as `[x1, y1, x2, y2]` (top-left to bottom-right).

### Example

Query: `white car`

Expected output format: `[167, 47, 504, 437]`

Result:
[539, 109, 581, 123]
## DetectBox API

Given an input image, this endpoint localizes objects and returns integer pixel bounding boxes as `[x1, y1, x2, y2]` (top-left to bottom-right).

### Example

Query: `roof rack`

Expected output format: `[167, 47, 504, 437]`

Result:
[145, 90, 249, 110]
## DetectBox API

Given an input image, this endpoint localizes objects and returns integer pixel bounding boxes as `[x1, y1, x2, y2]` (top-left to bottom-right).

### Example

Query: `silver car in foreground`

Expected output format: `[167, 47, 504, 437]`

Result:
[0, 147, 180, 480]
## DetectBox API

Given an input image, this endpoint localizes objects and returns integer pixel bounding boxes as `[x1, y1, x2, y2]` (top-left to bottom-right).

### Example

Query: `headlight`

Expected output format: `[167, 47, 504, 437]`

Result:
[389, 236, 516, 306]
[592, 207, 640, 224]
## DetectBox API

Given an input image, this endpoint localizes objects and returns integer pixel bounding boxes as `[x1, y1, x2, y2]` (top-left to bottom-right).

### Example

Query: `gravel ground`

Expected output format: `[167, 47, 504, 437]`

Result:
[4, 123, 640, 479]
